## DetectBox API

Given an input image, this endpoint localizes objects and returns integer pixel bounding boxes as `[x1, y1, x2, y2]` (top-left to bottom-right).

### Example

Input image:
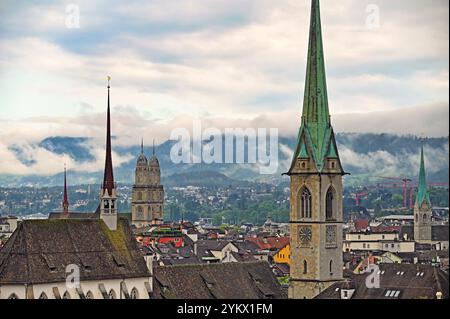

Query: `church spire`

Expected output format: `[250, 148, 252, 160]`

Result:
[141, 137, 144, 154]
[152, 138, 155, 156]
[62, 165, 69, 216]
[288, 0, 340, 173]
[102, 76, 115, 195]
[416, 143, 430, 206]
[302, 0, 330, 129]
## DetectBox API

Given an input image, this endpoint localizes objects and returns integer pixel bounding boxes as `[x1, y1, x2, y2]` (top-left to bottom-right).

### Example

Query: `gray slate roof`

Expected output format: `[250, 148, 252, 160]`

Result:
[152, 260, 286, 299]
[0, 217, 150, 284]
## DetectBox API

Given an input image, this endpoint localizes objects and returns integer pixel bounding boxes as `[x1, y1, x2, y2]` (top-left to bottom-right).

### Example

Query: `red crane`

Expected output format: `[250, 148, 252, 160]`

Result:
[377, 176, 411, 208]
[353, 191, 368, 206]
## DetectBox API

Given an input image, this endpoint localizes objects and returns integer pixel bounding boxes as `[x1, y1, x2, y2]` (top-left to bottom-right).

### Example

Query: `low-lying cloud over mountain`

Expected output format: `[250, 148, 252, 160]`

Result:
[0, 132, 447, 187]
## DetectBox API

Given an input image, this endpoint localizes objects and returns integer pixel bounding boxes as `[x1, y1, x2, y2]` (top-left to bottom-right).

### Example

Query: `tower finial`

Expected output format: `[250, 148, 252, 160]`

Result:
[141, 137, 144, 154]
[153, 138, 155, 156]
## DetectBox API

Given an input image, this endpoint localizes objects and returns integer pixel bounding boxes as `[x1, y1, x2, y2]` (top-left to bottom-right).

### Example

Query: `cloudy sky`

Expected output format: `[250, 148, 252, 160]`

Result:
[0, 0, 448, 175]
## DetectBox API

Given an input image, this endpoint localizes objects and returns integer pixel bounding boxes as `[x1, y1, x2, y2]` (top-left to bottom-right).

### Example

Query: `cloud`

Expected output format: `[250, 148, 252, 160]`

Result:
[0, 0, 448, 179]
[338, 142, 449, 179]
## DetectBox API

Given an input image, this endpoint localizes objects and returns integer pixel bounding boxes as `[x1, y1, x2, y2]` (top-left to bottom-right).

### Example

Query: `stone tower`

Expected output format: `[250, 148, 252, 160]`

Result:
[100, 76, 118, 231]
[131, 140, 164, 227]
[286, 0, 345, 299]
[414, 145, 432, 243]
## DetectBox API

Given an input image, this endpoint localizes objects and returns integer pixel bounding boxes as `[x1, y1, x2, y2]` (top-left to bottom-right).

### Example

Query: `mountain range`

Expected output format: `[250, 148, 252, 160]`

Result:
[1, 133, 448, 187]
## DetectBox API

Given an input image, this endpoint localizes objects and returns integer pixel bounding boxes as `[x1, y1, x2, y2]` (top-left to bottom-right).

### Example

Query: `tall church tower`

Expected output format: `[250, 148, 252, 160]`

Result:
[286, 0, 345, 299]
[132, 140, 164, 227]
[100, 76, 118, 231]
[414, 145, 432, 243]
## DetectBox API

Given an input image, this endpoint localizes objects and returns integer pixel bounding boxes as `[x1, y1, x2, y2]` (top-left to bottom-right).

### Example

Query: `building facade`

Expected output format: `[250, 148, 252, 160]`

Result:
[131, 142, 164, 228]
[286, 0, 345, 299]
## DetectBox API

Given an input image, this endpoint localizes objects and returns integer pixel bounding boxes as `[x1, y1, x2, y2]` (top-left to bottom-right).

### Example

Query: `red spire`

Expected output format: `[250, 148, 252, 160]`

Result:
[62, 166, 69, 215]
[103, 77, 115, 194]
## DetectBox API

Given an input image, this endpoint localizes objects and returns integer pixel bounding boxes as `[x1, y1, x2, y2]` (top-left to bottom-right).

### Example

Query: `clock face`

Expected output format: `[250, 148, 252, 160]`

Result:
[299, 226, 312, 245]
[326, 225, 336, 244]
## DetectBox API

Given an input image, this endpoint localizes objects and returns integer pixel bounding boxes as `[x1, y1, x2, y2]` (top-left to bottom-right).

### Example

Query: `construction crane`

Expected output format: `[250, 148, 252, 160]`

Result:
[353, 191, 368, 206]
[377, 176, 411, 209]
[407, 182, 449, 209]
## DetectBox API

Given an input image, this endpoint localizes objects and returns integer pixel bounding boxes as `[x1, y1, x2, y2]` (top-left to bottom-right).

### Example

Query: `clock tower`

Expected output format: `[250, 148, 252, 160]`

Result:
[285, 0, 346, 299]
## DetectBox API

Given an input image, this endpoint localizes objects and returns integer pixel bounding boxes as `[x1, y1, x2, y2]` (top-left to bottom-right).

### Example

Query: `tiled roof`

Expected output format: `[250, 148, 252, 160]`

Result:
[0, 218, 150, 284]
[246, 236, 289, 250]
[152, 261, 286, 299]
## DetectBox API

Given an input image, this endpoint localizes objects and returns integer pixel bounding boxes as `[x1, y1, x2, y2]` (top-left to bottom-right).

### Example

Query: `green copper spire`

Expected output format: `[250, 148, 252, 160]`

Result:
[302, 0, 330, 129]
[288, 0, 340, 173]
[416, 144, 431, 207]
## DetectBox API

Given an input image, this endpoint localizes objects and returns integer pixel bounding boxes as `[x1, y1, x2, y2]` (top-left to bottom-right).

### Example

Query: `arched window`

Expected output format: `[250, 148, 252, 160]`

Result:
[326, 187, 334, 220]
[62, 291, 71, 299]
[130, 288, 139, 299]
[137, 192, 142, 200]
[299, 187, 312, 218]
[109, 289, 117, 299]
[86, 291, 94, 299]
[423, 214, 427, 222]
[415, 214, 418, 222]
[303, 260, 308, 274]
[39, 292, 48, 299]
[329, 260, 333, 273]
[8, 293, 19, 299]
[137, 206, 143, 219]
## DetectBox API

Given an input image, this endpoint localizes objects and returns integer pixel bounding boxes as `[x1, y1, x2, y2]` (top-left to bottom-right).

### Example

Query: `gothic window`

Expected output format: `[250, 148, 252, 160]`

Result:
[137, 192, 142, 200]
[299, 187, 312, 218]
[326, 187, 334, 220]
[109, 289, 116, 299]
[86, 291, 94, 299]
[103, 200, 109, 209]
[329, 260, 333, 274]
[39, 292, 48, 299]
[62, 291, 71, 299]
[137, 206, 143, 219]
[415, 214, 418, 222]
[111, 200, 115, 209]
[423, 214, 427, 222]
[130, 287, 139, 299]
[303, 260, 308, 274]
